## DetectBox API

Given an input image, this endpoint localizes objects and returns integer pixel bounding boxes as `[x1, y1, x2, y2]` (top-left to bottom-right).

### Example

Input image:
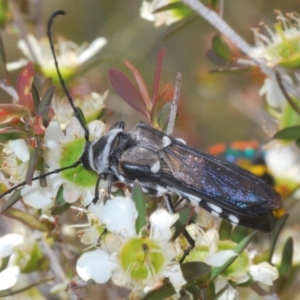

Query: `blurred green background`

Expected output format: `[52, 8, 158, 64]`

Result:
[2, 0, 300, 150]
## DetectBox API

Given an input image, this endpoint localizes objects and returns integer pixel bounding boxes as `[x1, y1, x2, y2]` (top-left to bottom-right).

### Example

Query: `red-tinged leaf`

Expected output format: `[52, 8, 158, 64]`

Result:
[0, 126, 27, 135]
[109, 69, 149, 118]
[31, 115, 45, 135]
[0, 110, 20, 124]
[16, 62, 35, 114]
[0, 104, 31, 123]
[124, 60, 152, 111]
[152, 48, 165, 106]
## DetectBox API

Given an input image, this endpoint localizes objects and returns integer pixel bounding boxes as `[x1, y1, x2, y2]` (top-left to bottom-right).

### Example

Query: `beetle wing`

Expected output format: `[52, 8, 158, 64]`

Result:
[159, 141, 281, 216]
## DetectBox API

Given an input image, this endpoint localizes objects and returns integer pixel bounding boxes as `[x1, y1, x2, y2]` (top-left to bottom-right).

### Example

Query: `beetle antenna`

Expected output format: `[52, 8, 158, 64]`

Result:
[0, 161, 81, 202]
[47, 10, 89, 142]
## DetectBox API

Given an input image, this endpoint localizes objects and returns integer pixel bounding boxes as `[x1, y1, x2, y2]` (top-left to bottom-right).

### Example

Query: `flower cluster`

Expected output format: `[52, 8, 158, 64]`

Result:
[1, 4, 298, 300]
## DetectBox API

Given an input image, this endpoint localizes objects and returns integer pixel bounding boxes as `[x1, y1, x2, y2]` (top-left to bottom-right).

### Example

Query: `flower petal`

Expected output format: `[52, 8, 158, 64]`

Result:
[44, 120, 65, 148]
[0, 266, 20, 291]
[65, 117, 85, 140]
[21, 172, 53, 209]
[63, 183, 82, 203]
[205, 250, 238, 267]
[8, 139, 29, 162]
[76, 249, 116, 283]
[249, 262, 279, 286]
[259, 77, 289, 109]
[88, 120, 106, 140]
[102, 197, 138, 237]
[0, 234, 23, 258]
[149, 209, 178, 242]
[163, 263, 187, 293]
[77, 38, 107, 65]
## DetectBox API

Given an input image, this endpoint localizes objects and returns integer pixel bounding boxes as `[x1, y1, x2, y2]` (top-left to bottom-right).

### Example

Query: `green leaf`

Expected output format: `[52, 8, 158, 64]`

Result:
[20, 242, 48, 273]
[3, 208, 48, 232]
[181, 261, 211, 282]
[50, 185, 71, 215]
[153, 2, 186, 12]
[274, 126, 300, 140]
[275, 237, 293, 292]
[184, 284, 202, 297]
[172, 206, 193, 241]
[50, 202, 71, 215]
[279, 237, 293, 278]
[269, 214, 289, 263]
[0, 0, 9, 29]
[0, 29, 9, 82]
[131, 181, 147, 236]
[0, 188, 22, 214]
[219, 220, 232, 240]
[158, 102, 171, 133]
[230, 226, 249, 243]
[212, 35, 231, 61]
[210, 230, 258, 280]
[143, 283, 176, 300]
[55, 185, 66, 205]
[25, 142, 40, 186]
[38, 86, 55, 114]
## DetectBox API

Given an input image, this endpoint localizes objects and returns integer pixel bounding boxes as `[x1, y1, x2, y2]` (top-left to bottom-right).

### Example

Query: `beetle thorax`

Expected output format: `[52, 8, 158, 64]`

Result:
[80, 128, 123, 174]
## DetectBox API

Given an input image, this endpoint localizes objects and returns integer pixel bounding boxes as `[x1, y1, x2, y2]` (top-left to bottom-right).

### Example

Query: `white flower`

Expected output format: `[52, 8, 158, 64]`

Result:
[205, 250, 238, 267]
[249, 262, 279, 286]
[43, 117, 105, 203]
[20, 171, 54, 209]
[259, 76, 292, 109]
[186, 224, 219, 256]
[0, 234, 23, 291]
[77, 249, 117, 283]
[141, 0, 187, 27]
[0, 234, 23, 258]
[52, 91, 108, 129]
[0, 266, 20, 291]
[215, 278, 238, 300]
[1, 139, 30, 184]
[76, 198, 186, 293]
[102, 196, 138, 238]
[249, 12, 300, 68]
[265, 144, 300, 183]
[7, 34, 107, 77]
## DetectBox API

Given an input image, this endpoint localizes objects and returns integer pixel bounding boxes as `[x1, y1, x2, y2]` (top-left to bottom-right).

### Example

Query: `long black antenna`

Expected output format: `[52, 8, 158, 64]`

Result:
[47, 10, 89, 142]
[0, 161, 81, 202]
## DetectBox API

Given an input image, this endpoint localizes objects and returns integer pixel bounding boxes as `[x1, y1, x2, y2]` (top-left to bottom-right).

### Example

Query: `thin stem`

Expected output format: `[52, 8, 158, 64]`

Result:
[276, 72, 300, 116]
[181, 0, 300, 99]
[166, 72, 181, 135]
[181, 0, 252, 54]
[38, 238, 79, 300]
[10, 0, 38, 62]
